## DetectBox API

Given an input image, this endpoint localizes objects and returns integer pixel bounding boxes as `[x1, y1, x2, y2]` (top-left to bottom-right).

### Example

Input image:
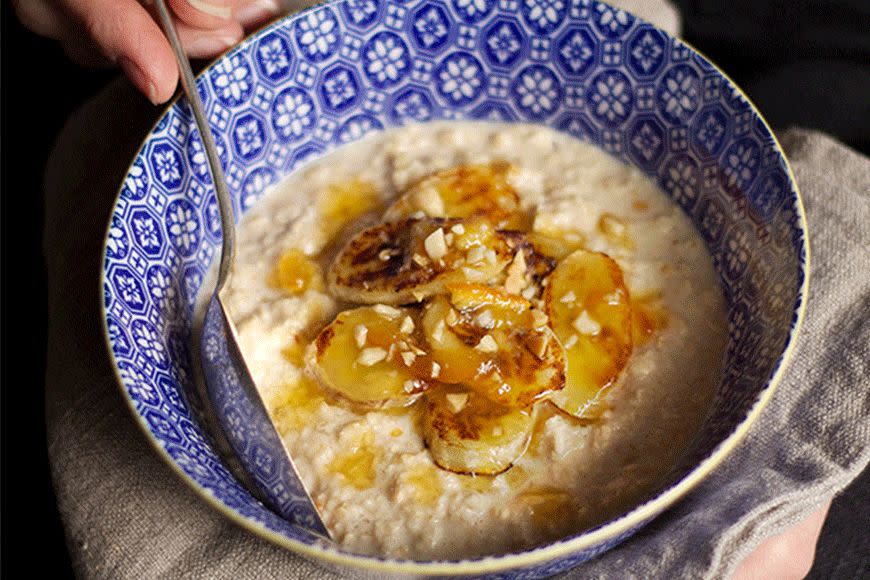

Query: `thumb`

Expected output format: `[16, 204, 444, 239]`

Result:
[65, 0, 179, 104]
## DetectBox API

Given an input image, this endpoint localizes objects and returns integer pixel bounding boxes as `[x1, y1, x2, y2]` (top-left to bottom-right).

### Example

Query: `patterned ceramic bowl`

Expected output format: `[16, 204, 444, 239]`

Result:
[101, 0, 809, 576]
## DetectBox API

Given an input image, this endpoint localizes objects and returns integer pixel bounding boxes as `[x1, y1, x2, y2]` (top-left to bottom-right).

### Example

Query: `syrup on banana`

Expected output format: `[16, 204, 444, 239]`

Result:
[328, 217, 516, 305]
[383, 162, 526, 229]
[543, 250, 633, 419]
[423, 386, 535, 475]
[310, 305, 437, 409]
[422, 284, 565, 409]
[294, 165, 645, 476]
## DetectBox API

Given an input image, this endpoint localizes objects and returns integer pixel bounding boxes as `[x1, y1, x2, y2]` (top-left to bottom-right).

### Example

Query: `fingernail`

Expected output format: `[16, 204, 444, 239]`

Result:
[236, 0, 280, 25]
[187, 35, 237, 57]
[119, 57, 161, 105]
[188, 0, 232, 19]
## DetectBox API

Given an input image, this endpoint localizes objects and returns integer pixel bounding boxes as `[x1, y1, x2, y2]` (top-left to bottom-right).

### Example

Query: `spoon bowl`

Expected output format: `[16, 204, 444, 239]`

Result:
[153, 0, 329, 538]
[200, 297, 330, 535]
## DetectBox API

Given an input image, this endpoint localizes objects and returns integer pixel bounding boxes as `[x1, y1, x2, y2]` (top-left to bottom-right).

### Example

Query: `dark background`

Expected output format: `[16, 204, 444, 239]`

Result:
[1, 1, 867, 577]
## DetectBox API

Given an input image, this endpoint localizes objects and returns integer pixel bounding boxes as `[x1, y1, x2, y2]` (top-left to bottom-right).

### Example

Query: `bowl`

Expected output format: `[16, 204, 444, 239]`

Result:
[101, 0, 809, 576]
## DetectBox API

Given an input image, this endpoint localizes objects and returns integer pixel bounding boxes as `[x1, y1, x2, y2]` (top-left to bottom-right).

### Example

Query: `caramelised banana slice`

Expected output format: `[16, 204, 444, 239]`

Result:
[423, 386, 535, 475]
[310, 305, 436, 409]
[526, 230, 586, 261]
[543, 250, 633, 418]
[383, 162, 526, 229]
[328, 217, 515, 305]
[422, 284, 565, 409]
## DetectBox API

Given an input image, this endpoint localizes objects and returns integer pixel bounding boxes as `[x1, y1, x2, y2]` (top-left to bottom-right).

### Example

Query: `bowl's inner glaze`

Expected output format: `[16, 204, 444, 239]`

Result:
[102, 0, 806, 568]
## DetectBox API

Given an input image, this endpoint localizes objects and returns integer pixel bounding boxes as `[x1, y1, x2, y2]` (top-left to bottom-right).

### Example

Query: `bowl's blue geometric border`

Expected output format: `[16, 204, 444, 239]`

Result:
[101, 0, 808, 576]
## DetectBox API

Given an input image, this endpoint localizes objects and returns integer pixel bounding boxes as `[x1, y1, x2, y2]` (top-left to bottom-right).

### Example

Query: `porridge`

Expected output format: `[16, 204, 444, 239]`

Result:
[222, 122, 728, 559]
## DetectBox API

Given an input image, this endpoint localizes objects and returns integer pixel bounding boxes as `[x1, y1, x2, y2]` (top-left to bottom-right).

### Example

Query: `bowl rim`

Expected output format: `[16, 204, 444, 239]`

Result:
[99, 2, 811, 575]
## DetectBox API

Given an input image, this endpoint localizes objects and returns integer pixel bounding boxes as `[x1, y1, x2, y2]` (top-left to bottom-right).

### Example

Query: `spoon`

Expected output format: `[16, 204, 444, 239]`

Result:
[153, 0, 330, 538]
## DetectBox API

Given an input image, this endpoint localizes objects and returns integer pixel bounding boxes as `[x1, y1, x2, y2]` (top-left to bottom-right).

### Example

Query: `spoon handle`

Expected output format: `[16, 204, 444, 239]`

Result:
[153, 0, 236, 292]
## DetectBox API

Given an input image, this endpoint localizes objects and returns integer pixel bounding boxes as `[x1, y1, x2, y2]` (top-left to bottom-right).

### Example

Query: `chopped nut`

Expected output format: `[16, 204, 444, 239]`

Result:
[475, 334, 499, 353]
[413, 185, 445, 216]
[431, 319, 446, 344]
[522, 285, 537, 300]
[445, 392, 469, 413]
[357, 347, 387, 366]
[564, 334, 579, 349]
[403, 380, 417, 394]
[431, 361, 441, 378]
[572, 310, 601, 335]
[378, 249, 394, 261]
[485, 249, 498, 264]
[374, 304, 403, 319]
[412, 290, 427, 302]
[424, 228, 448, 260]
[560, 290, 577, 304]
[604, 290, 623, 305]
[461, 267, 487, 281]
[497, 383, 511, 396]
[475, 309, 495, 329]
[353, 324, 368, 348]
[445, 307, 459, 327]
[513, 249, 527, 272]
[400, 316, 415, 334]
[444, 232, 454, 246]
[401, 351, 417, 366]
[531, 309, 548, 328]
[412, 253, 430, 267]
[504, 250, 527, 295]
[466, 245, 485, 264]
[450, 223, 465, 235]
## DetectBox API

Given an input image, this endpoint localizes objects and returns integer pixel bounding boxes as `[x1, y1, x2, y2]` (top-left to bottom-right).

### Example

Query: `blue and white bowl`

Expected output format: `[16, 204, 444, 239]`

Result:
[101, 0, 809, 576]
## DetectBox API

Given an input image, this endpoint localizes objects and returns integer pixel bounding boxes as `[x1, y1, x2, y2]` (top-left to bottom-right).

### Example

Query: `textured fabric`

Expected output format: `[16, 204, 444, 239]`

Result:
[44, 4, 869, 578]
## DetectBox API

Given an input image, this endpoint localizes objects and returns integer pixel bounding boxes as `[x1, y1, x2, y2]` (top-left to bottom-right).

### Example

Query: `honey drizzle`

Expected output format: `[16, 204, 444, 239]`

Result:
[270, 375, 325, 434]
[328, 428, 379, 489]
[269, 248, 323, 295]
[631, 293, 669, 346]
[401, 463, 443, 506]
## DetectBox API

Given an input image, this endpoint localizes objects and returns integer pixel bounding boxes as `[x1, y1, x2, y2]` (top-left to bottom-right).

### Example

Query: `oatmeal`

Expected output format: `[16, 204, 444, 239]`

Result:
[221, 122, 728, 559]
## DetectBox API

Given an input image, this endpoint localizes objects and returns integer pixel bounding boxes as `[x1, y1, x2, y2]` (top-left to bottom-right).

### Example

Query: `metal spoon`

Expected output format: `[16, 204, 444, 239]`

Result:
[153, 0, 330, 538]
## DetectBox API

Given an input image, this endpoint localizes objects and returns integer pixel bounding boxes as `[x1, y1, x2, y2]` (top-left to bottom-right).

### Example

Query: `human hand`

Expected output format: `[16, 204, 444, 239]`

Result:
[732, 500, 831, 580]
[12, 0, 281, 104]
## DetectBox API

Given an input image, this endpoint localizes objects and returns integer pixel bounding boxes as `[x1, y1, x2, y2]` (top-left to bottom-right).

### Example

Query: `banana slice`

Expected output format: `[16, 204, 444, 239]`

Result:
[310, 305, 435, 409]
[423, 386, 535, 475]
[543, 250, 633, 418]
[527, 230, 586, 261]
[328, 217, 515, 305]
[422, 284, 565, 408]
[383, 162, 526, 229]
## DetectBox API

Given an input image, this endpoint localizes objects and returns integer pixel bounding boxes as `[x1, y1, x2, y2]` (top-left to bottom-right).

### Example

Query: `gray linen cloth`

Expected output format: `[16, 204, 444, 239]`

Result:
[44, 4, 870, 578]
